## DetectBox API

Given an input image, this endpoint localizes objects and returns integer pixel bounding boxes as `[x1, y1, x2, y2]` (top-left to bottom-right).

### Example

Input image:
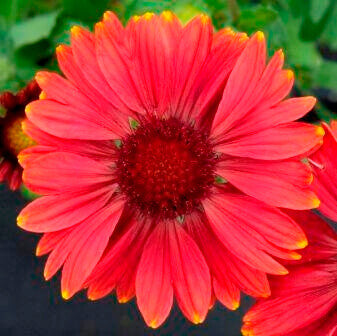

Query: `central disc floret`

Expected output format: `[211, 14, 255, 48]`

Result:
[2, 115, 36, 157]
[116, 118, 216, 219]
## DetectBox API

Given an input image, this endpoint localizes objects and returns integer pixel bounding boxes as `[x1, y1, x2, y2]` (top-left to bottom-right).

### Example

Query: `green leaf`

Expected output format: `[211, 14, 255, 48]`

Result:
[310, 0, 330, 23]
[20, 185, 40, 201]
[314, 101, 337, 122]
[0, 55, 15, 89]
[237, 5, 278, 34]
[319, 1, 337, 49]
[51, 17, 89, 47]
[281, 14, 321, 69]
[313, 60, 337, 91]
[62, 0, 110, 23]
[9, 10, 60, 49]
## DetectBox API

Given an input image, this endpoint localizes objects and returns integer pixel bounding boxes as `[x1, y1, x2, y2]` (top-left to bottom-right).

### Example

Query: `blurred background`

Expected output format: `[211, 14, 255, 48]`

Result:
[0, 0, 336, 335]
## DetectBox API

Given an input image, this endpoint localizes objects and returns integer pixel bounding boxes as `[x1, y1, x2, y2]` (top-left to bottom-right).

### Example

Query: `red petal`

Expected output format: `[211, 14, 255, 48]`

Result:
[18, 186, 114, 232]
[216, 122, 324, 160]
[26, 99, 117, 140]
[36, 229, 70, 256]
[243, 264, 337, 336]
[211, 31, 266, 138]
[217, 157, 319, 209]
[185, 213, 270, 298]
[194, 29, 248, 125]
[22, 152, 114, 195]
[61, 200, 124, 299]
[87, 217, 151, 301]
[136, 222, 173, 328]
[224, 96, 317, 140]
[169, 222, 211, 324]
[171, 15, 212, 120]
[95, 16, 145, 114]
[203, 193, 306, 274]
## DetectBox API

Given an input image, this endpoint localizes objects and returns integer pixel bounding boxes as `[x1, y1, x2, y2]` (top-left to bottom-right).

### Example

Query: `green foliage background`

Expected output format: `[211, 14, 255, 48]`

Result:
[0, 0, 336, 120]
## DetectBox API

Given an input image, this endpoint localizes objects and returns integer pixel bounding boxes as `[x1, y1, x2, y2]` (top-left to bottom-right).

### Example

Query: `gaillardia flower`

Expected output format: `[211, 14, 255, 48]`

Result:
[242, 210, 337, 336]
[0, 81, 39, 190]
[18, 12, 323, 327]
[310, 121, 337, 221]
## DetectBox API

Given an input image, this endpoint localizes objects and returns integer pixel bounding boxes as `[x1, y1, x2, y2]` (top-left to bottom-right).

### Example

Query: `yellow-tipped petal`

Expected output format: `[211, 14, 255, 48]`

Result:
[256, 31, 264, 42]
[200, 14, 209, 25]
[143, 12, 154, 20]
[161, 10, 173, 22]
[149, 319, 158, 329]
[25, 104, 31, 115]
[95, 21, 104, 30]
[35, 245, 41, 256]
[238, 32, 249, 42]
[285, 69, 294, 80]
[290, 251, 302, 260]
[56, 44, 65, 54]
[312, 197, 321, 209]
[316, 126, 325, 137]
[62, 290, 70, 300]
[17, 215, 25, 227]
[297, 238, 308, 249]
[280, 268, 289, 275]
[118, 297, 129, 304]
[103, 11, 112, 21]
[70, 25, 82, 36]
[232, 300, 240, 310]
[39, 91, 47, 100]
[192, 312, 203, 324]
[132, 15, 141, 22]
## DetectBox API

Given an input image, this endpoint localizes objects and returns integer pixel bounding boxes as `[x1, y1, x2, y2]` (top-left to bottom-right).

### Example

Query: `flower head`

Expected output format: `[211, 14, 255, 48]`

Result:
[0, 81, 40, 190]
[242, 210, 337, 336]
[18, 12, 323, 327]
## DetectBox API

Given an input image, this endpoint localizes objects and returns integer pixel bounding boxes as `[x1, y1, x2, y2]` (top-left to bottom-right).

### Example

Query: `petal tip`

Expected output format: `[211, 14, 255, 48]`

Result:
[39, 91, 47, 100]
[132, 15, 141, 22]
[316, 126, 325, 137]
[255, 31, 264, 42]
[118, 296, 129, 304]
[192, 312, 204, 324]
[102, 11, 113, 22]
[148, 319, 159, 329]
[161, 10, 173, 22]
[56, 44, 66, 54]
[143, 12, 154, 21]
[312, 197, 320, 208]
[35, 245, 41, 256]
[44, 269, 51, 281]
[297, 238, 308, 249]
[62, 290, 71, 300]
[199, 14, 210, 25]
[70, 25, 82, 37]
[231, 300, 240, 310]
[285, 69, 294, 80]
[17, 215, 25, 228]
[25, 103, 32, 115]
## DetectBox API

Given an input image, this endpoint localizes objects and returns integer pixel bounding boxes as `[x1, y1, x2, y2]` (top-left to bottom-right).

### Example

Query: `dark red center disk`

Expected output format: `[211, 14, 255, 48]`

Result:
[116, 118, 216, 219]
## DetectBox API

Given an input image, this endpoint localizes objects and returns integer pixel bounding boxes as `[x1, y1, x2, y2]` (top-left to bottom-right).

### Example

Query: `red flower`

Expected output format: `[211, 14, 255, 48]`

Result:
[0, 81, 40, 190]
[18, 12, 323, 328]
[242, 210, 337, 336]
[310, 121, 337, 221]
